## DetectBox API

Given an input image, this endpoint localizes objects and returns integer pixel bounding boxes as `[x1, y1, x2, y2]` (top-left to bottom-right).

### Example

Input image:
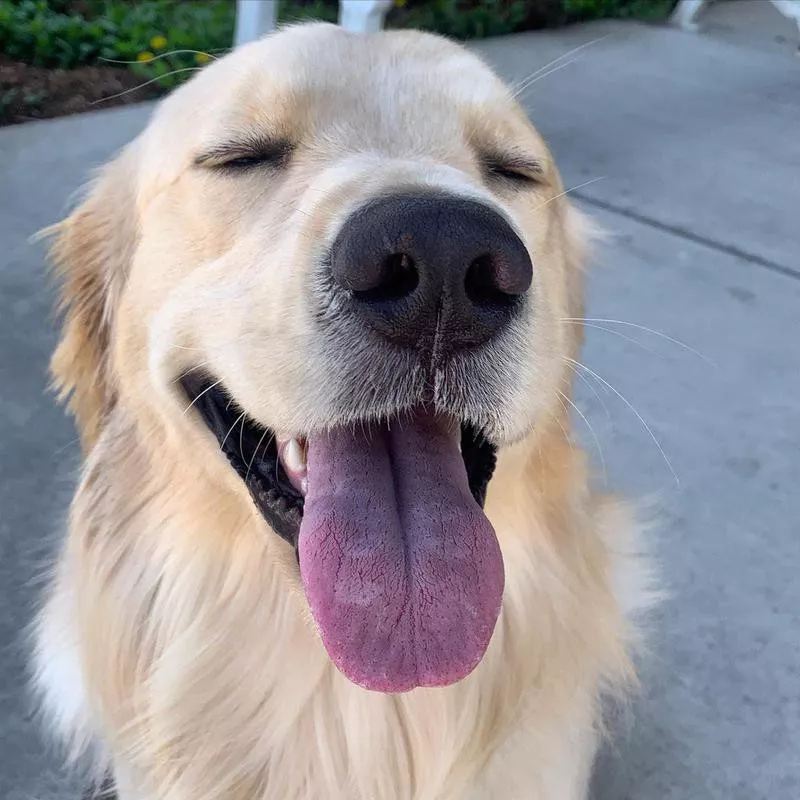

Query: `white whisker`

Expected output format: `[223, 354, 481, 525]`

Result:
[91, 67, 201, 105]
[569, 359, 612, 420]
[246, 428, 271, 483]
[550, 397, 573, 446]
[53, 436, 81, 457]
[577, 321, 659, 357]
[565, 357, 679, 487]
[182, 379, 223, 415]
[173, 362, 212, 383]
[562, 317, 713, 365]
[100, 50, 219, 65]
[513, 55, 587, 96]
[535, 176, 605, 211]
[170, 343, 205, 352]
[511, 33, 615, 98]
[558, 389, 607, 484]
[220, 412, 246, 450]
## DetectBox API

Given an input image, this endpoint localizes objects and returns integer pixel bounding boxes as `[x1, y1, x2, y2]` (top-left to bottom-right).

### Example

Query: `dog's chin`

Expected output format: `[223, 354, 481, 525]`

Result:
[181, 371, 503, 693]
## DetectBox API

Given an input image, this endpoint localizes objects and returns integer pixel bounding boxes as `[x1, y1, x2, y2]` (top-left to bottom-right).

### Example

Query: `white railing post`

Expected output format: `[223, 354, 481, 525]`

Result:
[339, 0, 392, 33]
[673, 0, 799, 43]
[234, 0, 278, 47]
[670, 0, 710, 32]
[234, 0, 393, 47]
[771, 0, 800, 50]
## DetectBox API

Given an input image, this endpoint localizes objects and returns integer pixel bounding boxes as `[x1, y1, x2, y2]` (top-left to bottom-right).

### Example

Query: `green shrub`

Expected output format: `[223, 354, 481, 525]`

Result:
[563, 0, 675, 22]
[0, 0, 233, 88]
[387, 0, 565, 39]
[281, 0, 339, 24]
[0, 1, 113, 69]
[0, 0, 675, 96]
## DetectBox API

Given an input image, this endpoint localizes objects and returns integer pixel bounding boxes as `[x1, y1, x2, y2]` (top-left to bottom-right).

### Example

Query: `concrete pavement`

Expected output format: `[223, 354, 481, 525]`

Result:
[1, 17, 798, 799]
[0, 104, 148, 800]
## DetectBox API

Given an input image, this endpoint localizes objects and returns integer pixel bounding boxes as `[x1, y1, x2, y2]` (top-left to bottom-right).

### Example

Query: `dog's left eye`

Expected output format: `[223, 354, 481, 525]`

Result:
[195, 140, 292, 172]
[220, 153, 285, 169]
[485, 163, 541, 187]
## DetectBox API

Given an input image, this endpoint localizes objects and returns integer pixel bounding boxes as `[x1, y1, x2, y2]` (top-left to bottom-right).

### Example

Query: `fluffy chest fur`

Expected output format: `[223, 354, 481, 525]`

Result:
[36, 416, 649, 800]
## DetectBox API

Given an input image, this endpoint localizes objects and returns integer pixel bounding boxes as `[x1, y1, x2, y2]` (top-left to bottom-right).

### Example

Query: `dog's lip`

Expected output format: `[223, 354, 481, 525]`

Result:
[181, 371, 304, 547]
[179, 371, 498, 548]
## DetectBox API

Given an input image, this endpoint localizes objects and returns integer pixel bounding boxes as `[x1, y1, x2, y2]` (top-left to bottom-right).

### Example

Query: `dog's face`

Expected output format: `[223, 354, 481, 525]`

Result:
[53, 24, 587, 693]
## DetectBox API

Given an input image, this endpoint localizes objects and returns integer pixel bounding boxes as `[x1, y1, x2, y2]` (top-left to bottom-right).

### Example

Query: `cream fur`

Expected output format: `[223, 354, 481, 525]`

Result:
[33, 23, 654, 800]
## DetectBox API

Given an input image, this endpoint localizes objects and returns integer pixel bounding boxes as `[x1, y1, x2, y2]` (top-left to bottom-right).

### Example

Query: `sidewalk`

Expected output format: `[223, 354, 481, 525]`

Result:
[1, 16, 798, 800]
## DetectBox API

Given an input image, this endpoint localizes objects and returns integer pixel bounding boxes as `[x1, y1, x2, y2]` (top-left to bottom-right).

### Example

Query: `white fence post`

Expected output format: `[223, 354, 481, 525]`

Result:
[771, 0, 800, 48]
[673, 0, 800, 43]
[234, 0, 278, 47]
[338, 0, 393, 33]
[670, 0, 709, 31]
[234, 0, 393, 47]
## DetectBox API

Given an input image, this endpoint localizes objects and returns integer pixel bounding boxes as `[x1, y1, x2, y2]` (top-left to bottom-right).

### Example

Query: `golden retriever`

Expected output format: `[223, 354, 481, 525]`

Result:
[33, 22, 652, 800]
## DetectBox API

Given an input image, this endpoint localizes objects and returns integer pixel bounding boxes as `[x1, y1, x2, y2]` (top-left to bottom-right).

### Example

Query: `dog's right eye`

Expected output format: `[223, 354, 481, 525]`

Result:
[194, 139, 293, 172]
[220, 153, 282, 170]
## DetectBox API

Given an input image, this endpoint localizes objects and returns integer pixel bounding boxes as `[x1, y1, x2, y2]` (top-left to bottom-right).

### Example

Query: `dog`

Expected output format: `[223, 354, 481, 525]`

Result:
[33, 23, 652, 800]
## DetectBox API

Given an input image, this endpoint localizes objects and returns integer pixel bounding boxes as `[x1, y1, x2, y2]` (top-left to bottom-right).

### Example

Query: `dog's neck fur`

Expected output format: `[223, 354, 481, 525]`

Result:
[38, 410, 642, 800]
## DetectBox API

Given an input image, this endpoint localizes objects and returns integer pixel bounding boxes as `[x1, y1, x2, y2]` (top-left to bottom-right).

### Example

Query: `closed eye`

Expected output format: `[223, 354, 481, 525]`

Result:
[486, 164, 539, 185]
[482, 154, 544, 188]
[195, 137, 293, 171]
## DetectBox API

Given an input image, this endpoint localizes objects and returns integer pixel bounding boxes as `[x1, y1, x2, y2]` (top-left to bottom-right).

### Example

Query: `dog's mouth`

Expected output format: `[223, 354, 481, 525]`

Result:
[182, 372, 503, 692]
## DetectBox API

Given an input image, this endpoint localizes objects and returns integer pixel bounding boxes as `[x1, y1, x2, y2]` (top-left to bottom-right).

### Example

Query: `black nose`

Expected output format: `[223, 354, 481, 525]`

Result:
[329, 194, 532, 355]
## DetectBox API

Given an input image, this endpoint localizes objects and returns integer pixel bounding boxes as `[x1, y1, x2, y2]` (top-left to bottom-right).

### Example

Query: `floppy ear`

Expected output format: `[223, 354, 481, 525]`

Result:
[48, 146, 139, 451]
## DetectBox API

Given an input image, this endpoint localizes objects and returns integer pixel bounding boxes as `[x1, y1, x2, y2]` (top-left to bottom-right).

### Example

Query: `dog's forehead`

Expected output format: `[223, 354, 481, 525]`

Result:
[138, 23, 544, 193]
[156, 25, 513, 145]
[231, 23, 506, 105]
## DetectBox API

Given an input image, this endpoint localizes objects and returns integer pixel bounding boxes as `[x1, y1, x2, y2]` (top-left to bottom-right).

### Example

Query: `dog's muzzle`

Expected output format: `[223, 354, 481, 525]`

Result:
[181, 193, 533, 695]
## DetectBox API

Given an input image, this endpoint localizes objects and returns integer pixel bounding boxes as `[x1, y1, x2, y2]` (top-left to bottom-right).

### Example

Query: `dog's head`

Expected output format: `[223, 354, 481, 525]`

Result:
[50, 24, 588, 693]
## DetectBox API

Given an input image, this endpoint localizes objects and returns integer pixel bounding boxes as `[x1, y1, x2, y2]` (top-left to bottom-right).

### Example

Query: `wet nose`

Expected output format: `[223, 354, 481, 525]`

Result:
[329, 194, 532, 355]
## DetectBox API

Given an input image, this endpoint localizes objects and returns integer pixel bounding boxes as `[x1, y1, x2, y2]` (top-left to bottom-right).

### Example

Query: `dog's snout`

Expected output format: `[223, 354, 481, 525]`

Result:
[329, 194, 532, 353]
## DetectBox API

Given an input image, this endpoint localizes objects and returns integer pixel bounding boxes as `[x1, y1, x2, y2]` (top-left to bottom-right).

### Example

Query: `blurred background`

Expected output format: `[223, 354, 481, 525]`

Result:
[1, 1, 798, 798]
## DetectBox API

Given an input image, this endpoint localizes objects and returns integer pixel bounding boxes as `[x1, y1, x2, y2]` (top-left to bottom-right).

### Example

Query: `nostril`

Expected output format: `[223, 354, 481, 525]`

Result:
[353, 252, 419, 304]
[329, 194, 533, 353]
[465, 254, 518, 309]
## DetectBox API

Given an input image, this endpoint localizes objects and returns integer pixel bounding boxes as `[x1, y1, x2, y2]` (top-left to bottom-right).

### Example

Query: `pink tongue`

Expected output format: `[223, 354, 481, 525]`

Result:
[298, 412, 504, 692]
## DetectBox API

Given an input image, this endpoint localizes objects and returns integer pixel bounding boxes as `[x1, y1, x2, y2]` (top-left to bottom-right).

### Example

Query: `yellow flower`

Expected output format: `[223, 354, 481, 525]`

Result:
[194, 52, 211, 64]
[150, 35, 168, 50]
[136, 51, 154, 63]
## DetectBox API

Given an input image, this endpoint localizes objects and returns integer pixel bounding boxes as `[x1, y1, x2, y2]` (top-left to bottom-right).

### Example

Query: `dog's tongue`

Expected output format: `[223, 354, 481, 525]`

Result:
[298, 412, 503, 692]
